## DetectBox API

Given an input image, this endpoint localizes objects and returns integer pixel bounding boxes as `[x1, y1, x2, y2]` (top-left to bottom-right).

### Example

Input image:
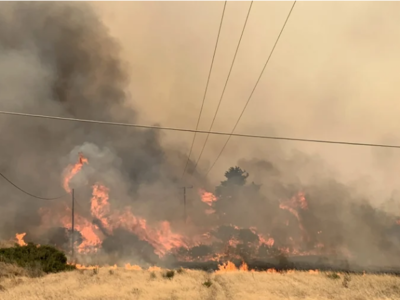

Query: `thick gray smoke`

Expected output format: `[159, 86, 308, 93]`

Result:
[0, 2, 192, 240]
[1, 2, 400, 270]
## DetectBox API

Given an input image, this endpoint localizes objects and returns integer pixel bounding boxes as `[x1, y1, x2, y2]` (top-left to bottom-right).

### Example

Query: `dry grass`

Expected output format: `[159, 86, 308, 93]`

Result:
[0, 241, 15, 249]
[0, 267, 400, 300]
[0, 262, 27, 278]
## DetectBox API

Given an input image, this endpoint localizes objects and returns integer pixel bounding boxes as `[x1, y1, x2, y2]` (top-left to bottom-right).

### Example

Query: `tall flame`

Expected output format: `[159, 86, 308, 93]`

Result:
[63, 152, 88, 193]
[15, 233, 27, 246]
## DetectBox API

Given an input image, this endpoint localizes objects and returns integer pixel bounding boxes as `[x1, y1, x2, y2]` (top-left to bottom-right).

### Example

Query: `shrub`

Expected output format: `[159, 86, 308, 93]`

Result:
[203, 280, 212, 288]
[326, 273, 340, 280]
[177, 267, 185, 274]
[163, 270, 175, 279]
[150, 271, 157, 279]
[0, 242, 75, 274]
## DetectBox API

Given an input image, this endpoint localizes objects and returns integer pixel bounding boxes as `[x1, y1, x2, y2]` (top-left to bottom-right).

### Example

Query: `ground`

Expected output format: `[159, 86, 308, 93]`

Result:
[1, 267, 400, 300]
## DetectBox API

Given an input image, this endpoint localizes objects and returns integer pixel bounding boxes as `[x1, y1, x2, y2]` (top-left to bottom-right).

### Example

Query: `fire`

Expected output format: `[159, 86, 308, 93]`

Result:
[279, 191, 308, 219]
[148, 266, 162, 272]
[91, 183, 111, 230]
[125, 263, 142, 270]
[88, 182, 191, 256]
[216, 261, 250, 273]
[63, 152, 88, 193]
[266, 268, 278, 273]
[58, 153, 193, 255]
[199, 189, 217, 206]
[37, 152, 343, 265]
[279, 191, 310, 243]
[15, 233, 27, 246]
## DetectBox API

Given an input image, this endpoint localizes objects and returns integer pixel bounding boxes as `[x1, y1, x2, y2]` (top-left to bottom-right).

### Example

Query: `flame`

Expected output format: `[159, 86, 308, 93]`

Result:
[15, 233, 27, 246]
[63, 153, 88, 193]
[215, 261, 250, 273]
[91, 183, 111, 230]
[89, 183, 191, 256]
[199, 189, 218, 216]
[148, 266, 162, 272]
[279, 191, 309, 243]
[239, 261, 249, 271]
[199, 189, 217, 206]
[266, 268, 278, 273]
[39, 152, 350, 263]
[125, 263, 142, 270]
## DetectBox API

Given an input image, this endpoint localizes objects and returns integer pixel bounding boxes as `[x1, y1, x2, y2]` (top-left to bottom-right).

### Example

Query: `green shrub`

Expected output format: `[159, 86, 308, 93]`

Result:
[203, 280, 212, 288]
[0, 243, 75, 274]
[163, 270, 175, 279]
[326, 273, 340, 280]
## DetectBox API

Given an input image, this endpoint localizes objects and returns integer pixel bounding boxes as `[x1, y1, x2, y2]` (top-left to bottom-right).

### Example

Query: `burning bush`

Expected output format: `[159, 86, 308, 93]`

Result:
[0, 243, 75, 274]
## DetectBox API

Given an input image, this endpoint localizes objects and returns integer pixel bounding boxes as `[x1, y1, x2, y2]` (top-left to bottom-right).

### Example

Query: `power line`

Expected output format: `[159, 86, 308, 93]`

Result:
[205, 0, 297, 176]
[191, 1, 254, 176]
[0, 172, 68, 200]
[2, 110, 400, 151]
[181, 1, 228, 179]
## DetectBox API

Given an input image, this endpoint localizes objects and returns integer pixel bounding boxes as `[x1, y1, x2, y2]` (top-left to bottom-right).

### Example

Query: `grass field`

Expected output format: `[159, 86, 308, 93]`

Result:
[1, 265, 400, 300]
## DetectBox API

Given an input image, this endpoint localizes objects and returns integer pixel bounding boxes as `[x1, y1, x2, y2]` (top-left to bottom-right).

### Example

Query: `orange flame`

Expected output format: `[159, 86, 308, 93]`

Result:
[279, 191, 309, 242]
[266, 268, 278, 273]
[63, 153, 88, 193]
[15, 233, 27, 246]
[216, 261, 249, 273]
[88, 183, 191, 257]
[125, 263, 142, 270]
[199, 189, 217, 206]
[148, 266, 162, 272]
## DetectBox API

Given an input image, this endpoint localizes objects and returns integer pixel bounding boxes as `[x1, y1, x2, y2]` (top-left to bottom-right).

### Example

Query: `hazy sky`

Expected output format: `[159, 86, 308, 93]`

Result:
[92, 1, 400, 196]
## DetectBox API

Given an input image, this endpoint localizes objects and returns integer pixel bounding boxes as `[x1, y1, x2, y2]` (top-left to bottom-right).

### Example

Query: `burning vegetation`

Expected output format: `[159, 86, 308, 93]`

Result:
[8, 153, 400, 274]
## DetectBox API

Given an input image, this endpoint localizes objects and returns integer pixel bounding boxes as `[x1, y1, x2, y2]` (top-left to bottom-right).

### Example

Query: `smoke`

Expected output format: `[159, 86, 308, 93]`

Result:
[0, 2, 194, 240]
[1, 2, 400, 269]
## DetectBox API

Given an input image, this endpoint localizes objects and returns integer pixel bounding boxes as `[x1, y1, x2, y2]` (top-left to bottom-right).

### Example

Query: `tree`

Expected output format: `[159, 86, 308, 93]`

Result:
[213, 166, 264, 227]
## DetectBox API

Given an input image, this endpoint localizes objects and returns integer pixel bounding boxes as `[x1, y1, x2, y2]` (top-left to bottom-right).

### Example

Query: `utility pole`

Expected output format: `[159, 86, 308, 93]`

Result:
[180, 186, 193, 223]
[71, 188, 75, 262]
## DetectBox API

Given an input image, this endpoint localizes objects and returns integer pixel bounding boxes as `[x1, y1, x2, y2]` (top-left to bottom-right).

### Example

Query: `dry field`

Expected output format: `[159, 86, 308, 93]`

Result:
[1, 265, 400, 300]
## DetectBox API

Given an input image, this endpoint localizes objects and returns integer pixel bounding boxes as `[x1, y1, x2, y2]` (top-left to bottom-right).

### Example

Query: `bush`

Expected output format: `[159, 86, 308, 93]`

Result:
[163, 270, 175, 279]
[0, 243, 75, 274]
[203, 280, 212, 288]
[326, 273, 340, 280]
